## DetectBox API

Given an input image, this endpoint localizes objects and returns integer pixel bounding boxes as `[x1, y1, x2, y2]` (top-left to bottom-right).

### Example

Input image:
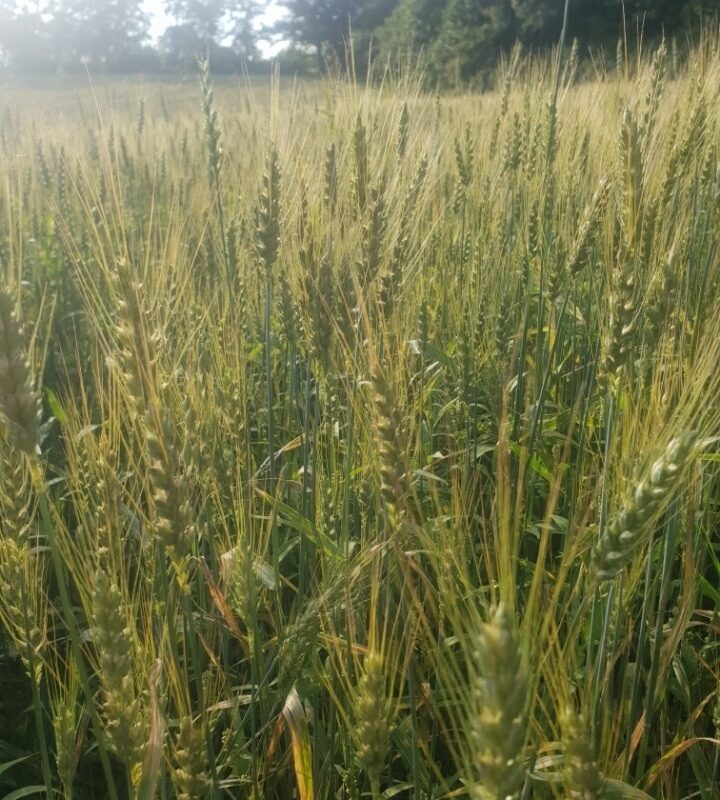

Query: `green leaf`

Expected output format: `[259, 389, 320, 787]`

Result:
[603, 779, 654, 799]
[45, 388, 67, 425]
[2, 787, 47, 800]
[698, 576, 720, 607]
[282, 688, 314, 800]
[254, 489, 342, 559]
[0, 758, 30, 778]
[509, 441, 552, 482]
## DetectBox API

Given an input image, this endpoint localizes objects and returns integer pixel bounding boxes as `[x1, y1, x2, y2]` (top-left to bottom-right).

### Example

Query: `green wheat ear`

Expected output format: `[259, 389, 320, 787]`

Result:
[561, 707, 605, 799]
[0, 535, 45, 678]
[371, 361, 410, 532]
[0, 289, 42, 455]
[92, 567, 147, 777]
[199, 58, 223, 190]
[469, 603, 528, 800]
[173, 716, 211, 800]
[594, 432, 699, 581]
[255, 147, 282, 273]
[354, 651, 392, 799]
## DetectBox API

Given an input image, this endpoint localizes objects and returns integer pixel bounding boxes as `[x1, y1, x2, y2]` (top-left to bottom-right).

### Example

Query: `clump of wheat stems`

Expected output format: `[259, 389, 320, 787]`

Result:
[1, 40, 720, 800]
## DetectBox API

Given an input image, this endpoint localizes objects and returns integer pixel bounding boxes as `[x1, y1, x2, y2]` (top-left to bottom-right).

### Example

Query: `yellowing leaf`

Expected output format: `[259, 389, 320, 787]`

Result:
[282, 687, 314, 800]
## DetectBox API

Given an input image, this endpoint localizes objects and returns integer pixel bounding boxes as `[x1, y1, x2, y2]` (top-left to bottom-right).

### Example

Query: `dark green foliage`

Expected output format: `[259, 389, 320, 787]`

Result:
[1, 0, 720, 78]
[432, 0, 515, 83]
[510, 0, 563, 43]
[377, 0, 720, 83]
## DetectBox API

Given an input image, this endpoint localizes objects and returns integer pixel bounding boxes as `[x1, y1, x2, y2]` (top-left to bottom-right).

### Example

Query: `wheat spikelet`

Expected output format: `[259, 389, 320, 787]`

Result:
[277, 595, 323, 690]
[301, 250, 335, 364]
[640, 41, 667, 147]
[643, 253, 677, 361]
[199, 58, 223, 191]
[92, 567, 146, 772]
[0, 289, 42, 454]
[323, 142, 338, 212]
[112, 260, 152, 417]
[226, 216, 240, 280]
[0, 535, 45, 678]
[146, 412, 195, 559]
[561, 708, 605, 799]
[353, 113, 369, 212]
[52, 683, 79, 795]
[354, 651, 391, 798]
[594, 432, 698, 581]
[396, 102, 410, 159]
[371, 362, 410, 532]
[255, 147, 281, 273]
[223, 541, 256, 627]
[660, 88, 706, 209]
[136, 97, 145, 139]
[34, 141, 51, 190]
[501, 111, 522, 174]
[360, 180, 387, 287]
[469, 604, 527, 800]
[619, 108, 644, 250]
[494, 288, 514, 364]
[173, 716, 210, 800]
[0, 444, 33, 543]
[598, 252, 637, 392]
[566, 178, 610, 279]
[453, 123, 475, 212]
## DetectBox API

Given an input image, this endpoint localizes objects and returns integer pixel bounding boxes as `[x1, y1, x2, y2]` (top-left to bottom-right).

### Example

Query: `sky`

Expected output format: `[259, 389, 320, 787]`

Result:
[141, 0, 286, 54]
[142, 0, 173, 40]
[13, 2, 287, 55]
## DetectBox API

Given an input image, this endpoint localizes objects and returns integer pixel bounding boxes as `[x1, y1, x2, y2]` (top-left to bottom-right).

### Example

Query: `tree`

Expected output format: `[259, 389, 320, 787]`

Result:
[159, 23, 206, 69]
[165, 0, 229, 40]
[48, 0, 151, 68]
[0, 6, 56, 71]
[510, 0, 563, 44]
[378, 0, 447, 57]
[227, 0, 262, 60]
[0, 0, 151, 71]
[277, 0, 398, 72]
[353, 0, 400, 31]
[432, 0, 514, 82]
[161, 1, 261, 70]
[349, 0, 399, 72]
[278, 0, 353, 70]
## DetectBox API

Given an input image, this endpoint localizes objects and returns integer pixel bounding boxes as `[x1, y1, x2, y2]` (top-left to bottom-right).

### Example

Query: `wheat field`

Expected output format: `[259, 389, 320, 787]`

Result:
[0, 41, 720, 800]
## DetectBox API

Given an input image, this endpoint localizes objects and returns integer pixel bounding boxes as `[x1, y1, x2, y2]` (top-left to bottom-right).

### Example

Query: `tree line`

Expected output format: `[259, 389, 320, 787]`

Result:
[0, 0, 718, 79]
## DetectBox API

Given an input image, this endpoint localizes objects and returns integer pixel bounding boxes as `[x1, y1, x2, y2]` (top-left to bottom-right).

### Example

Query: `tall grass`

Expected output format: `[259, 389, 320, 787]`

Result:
[1, 39, 720, 799]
